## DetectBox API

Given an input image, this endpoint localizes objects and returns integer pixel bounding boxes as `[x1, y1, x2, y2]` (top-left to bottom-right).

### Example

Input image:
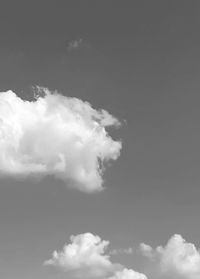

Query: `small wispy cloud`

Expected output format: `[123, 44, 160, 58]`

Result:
[110, 247, 133, 256]
[67, 39, 84, 51]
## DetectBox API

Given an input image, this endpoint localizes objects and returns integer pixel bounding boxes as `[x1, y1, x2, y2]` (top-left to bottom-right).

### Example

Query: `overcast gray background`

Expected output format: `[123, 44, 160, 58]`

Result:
[0, 1, 200, 278]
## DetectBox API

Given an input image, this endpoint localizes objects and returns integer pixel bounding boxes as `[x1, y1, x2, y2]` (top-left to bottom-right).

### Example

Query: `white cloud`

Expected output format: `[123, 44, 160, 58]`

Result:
[67, 39, 83, 51]
[108, 268, 147, 279]
[0, 88, 121, 192]
[45, 233, 115, 278]
[139, 243, 153, 258]
[140, 234, 200, 279]
[45, 232, 147, 279]
[110, 247, 133, 255]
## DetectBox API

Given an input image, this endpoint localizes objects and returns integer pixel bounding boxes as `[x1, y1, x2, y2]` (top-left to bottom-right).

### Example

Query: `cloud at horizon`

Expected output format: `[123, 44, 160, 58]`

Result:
[45, 231, 200, 279]
[140, 234, 200, 279]
[45, 232, 147, 279]
[0, 88, 121, 192]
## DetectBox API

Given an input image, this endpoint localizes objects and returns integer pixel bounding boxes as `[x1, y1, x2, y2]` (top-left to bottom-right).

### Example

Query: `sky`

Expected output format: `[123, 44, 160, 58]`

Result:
[0, 1, 200, 278]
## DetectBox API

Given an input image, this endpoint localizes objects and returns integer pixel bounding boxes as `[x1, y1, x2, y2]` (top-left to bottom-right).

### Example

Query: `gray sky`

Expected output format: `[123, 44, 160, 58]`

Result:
[0, 1, 200, 278]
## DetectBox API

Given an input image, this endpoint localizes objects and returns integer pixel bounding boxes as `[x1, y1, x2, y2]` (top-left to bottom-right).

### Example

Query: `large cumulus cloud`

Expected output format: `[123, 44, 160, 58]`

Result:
[45, 232, 147, 279]
[0, 88, 121, 192]
[140, 234, 200, 279]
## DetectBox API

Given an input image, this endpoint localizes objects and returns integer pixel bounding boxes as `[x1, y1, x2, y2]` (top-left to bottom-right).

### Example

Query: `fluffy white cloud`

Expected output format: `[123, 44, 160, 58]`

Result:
[0, 88, 121, 192]
[140, 234, 200, 279]
[45, 232, 148, 279]
[108, 268, 147, 279]
[45, 233, 115, 278]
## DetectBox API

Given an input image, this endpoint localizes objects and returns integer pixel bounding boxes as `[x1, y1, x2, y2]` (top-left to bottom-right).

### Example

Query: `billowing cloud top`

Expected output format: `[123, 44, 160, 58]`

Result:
[45, 232, 147, 279]
[140, 234, 200, 279]
[45, 233, 114, 278]
[0, 88, 121, 192]
[107, 269, 147, 279]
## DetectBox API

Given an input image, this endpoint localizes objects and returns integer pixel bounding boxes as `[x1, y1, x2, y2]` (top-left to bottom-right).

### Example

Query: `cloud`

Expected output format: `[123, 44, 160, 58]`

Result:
[108, 268, 147, 279]
[110, 247, 133, 255]
[139, 243, 153, 258]
[0, 88, 121, 192]
[45, 232, 147, 279]
[140, 234, 200, 279]
[67, 39, 84, 51]
[44, 233, 116, 278]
